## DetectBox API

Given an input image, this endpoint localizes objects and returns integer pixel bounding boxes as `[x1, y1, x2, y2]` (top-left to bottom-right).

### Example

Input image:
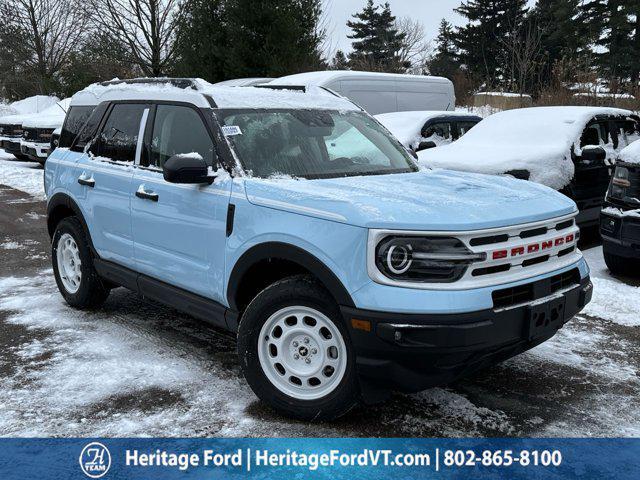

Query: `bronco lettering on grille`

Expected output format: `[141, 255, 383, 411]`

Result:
[491, 234, 575, 260]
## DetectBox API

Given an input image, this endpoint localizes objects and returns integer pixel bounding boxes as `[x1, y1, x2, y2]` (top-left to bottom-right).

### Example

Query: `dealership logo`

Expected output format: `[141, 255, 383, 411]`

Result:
[79, 442, 111, 478]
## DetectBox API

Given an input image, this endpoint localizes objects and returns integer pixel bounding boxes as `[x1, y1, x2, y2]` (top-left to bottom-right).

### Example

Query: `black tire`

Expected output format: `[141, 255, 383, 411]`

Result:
[237, 275, 359, 421]
[14, 153, 30, 162]
[51, 217, 110, 309]
[603, 249, 640, 275]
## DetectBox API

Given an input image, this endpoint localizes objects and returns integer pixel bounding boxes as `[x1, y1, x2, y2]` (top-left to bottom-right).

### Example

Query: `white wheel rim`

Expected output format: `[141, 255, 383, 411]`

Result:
[56, 233, 82, 294]
[257, 306, 348, 400]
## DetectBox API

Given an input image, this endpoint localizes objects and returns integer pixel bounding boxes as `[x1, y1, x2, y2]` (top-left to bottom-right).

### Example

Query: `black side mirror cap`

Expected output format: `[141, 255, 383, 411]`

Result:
[163, 154, 213, 184]
[581, 146, 606, 162]
[416, 141, 437, 152]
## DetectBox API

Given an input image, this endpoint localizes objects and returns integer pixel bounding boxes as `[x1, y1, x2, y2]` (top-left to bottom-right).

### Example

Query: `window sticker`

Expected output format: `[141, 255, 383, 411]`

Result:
[222, 125, 242, 136]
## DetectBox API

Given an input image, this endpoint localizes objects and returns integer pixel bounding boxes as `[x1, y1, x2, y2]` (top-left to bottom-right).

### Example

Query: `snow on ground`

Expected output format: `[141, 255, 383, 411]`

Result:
[0, 152, 45, 200]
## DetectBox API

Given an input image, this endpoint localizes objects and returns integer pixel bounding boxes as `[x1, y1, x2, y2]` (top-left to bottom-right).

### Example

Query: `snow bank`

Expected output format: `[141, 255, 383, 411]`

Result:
[618, 139, 640, 164]
[419, 106, 632, 190]
[0, 155, 46, 199]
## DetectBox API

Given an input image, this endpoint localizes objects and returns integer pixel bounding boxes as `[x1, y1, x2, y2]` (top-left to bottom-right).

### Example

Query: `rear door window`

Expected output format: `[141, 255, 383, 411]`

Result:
[147, 105, 214, 168]
[94, 104, 148, 163]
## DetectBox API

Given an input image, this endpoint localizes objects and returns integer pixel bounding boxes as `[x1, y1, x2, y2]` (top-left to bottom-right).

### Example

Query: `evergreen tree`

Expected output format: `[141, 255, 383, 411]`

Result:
[224, 0, 326, 78]
[427, 19, 460, 79]
[580, 0, 636, 85]
[346, 0, 408, 72]
[453, 0, 528, 87]
[173, 0, 227, 82]
[532, 0, 586, 88]
[330, 50, 350, 70]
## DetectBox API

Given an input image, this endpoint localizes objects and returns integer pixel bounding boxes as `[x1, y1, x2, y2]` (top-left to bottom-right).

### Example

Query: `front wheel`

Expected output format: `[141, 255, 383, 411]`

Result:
[237, 275, 359, 420]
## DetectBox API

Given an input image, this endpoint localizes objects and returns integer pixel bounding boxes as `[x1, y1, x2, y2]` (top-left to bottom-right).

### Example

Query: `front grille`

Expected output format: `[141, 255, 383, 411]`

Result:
[22, 127, 53, 142]
[492, 268, 581, 309]
[550, 268, 581, 292]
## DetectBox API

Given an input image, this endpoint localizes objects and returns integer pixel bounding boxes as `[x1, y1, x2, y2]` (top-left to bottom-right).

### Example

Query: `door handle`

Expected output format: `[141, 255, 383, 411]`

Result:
[77, 174, 95, 187]
[135, 185, 159, 202]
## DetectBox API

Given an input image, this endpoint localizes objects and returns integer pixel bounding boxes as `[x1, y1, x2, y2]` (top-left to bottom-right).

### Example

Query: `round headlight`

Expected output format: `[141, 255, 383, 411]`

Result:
[386, 244, 413, 274]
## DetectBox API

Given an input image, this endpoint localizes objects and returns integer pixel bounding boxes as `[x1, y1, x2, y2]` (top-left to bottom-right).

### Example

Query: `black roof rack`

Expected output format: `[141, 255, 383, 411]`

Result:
[255, 85, 307, 92]
[99, 78, 199, 90]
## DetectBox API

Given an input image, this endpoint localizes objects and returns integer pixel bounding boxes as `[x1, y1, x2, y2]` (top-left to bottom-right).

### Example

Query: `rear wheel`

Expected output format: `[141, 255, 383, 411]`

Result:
[52, 217, 110, 309]
[237, 275, 358, 420]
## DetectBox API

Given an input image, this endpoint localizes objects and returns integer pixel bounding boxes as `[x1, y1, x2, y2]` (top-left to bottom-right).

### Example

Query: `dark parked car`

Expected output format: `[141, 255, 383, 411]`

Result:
[600, 140, 640, 273]
[419, 107, 640, 228]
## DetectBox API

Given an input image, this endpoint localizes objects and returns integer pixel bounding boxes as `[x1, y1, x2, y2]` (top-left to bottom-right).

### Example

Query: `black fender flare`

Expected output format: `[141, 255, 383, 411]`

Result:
[226, 242, 355, 311]
[46, 193, 96, 253]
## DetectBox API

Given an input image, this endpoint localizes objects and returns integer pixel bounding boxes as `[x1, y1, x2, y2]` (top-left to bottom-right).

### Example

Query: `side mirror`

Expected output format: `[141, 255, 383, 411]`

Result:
[163, 154, 213, 184]
[581, 146, 606, 162]
[407, 148, 418, 160]
[416, 141, 437, 152]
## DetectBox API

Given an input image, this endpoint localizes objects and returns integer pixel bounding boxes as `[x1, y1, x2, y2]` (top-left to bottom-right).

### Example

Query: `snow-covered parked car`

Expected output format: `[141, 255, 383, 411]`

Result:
[419, 106, 640, 227]
[376, 111, 482, 152]
[600, 140, 640, 274]
[20, 99, 70, 164]
[0, 95, 59, 160]
[44, 77, 592, 420]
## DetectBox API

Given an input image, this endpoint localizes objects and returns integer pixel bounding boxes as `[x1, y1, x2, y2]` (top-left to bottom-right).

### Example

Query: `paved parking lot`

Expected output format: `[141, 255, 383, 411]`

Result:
[1, 155, 639, 437]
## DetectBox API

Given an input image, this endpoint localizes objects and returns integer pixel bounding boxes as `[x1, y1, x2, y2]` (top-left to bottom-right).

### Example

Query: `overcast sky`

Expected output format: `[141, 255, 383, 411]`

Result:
[321, 0, 536, 56]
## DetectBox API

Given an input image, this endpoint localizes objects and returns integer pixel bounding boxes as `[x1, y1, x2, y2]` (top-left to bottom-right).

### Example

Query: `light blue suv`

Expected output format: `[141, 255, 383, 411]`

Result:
[44, 79, 592, 420]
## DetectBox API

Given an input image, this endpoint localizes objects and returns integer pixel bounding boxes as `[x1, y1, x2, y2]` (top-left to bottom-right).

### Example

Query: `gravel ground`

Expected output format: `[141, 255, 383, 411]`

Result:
[0, 153, 639, 437]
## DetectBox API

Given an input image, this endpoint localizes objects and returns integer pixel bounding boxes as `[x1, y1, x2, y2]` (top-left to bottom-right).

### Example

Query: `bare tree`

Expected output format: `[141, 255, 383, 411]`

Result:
[395, 17, 431, 73]
[500, 17, 544, 95]
[85, 0, 179, 76]
[0, 0, 88, 94]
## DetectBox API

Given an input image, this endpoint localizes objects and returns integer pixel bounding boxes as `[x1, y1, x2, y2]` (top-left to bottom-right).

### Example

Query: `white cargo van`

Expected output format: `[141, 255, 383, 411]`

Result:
[268, 70, 455, 115]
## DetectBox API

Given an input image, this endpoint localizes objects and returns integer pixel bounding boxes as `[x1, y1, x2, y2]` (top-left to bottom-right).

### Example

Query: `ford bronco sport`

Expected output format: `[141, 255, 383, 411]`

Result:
[45, 79, 593, 420]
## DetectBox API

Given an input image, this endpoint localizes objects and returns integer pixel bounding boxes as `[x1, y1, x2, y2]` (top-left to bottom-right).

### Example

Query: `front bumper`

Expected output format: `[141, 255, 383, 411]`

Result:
[20, 141, 49, 161]
[2, 139, 23, 155]
[600, 210, 640, 259]
[343, 272, 592, 396]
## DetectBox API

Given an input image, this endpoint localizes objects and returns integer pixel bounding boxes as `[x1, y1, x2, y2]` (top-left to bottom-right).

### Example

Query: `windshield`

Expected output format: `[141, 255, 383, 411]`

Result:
[218, 109, 418, 179]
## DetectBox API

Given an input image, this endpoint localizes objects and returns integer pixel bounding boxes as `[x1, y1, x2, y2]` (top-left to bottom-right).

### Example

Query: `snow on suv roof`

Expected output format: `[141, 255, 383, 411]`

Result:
[269, 70, 452, 86]
[69, 77, 360, 111]
[419, 106, 633, 190]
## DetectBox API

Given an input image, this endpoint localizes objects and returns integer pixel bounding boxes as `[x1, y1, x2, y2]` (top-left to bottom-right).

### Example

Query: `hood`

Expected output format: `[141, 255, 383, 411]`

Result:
[242, 170, 577, 231]
[21, 112, 65, 129]
[419, 142, 575, 191]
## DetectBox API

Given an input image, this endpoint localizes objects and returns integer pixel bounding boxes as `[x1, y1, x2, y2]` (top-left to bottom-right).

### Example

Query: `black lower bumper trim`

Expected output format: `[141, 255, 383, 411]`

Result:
[342, 275, 592, 395]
